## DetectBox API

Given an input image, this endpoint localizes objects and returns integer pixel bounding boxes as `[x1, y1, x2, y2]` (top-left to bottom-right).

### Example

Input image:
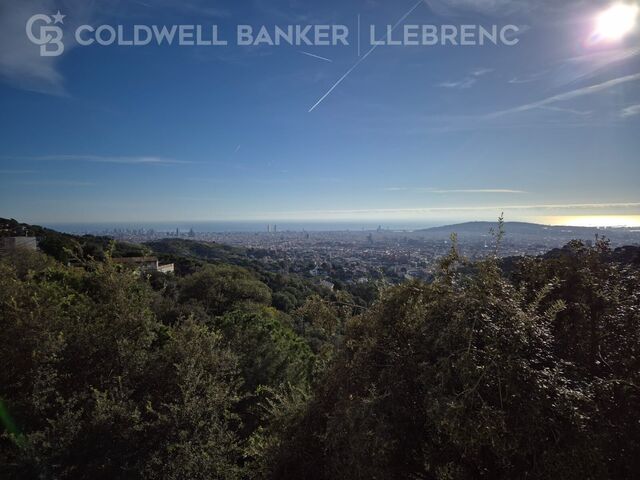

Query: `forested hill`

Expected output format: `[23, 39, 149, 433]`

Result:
[0, 217, 149, 261]
[415, 220, 640, 246]
[145, 238, 259, 273]
[419, 221, 607, 235]
[0, 218, 332, 312]
[0, 218, 259, 271]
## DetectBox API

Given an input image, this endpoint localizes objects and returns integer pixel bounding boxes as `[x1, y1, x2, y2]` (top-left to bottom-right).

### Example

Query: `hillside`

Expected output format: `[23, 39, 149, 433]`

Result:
[145, 238, 258, 273]
[414, 220, 640, 246]
[0, 218, 148, 262]
[419, 221, 618, 235]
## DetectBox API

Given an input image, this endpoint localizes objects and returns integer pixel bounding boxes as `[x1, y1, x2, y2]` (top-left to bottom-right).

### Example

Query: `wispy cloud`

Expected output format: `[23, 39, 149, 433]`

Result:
[425, 0, 584, 17]
[385, 187, 527, 194]
[537, 105, 592, 116]
[424, 0, 528, 16]
[438, 78, 477, 89]
[0, 169, 38, 174]
[7, 154, 190, 165]
[621, 104, 640, 118]
[256, 202, 640, 220]
[438, 67, 493, 89]
[0, 0, 98, 95]
[168, 0, 231, 18]
[0, 0, 65, 95]
[131, 0, 232, 18]
[0, 0, 229, 95]
[428, 188, 527, 194]
[16, 180, 94, 187]
[471, 68, 493, 77]
[487, 73, 640, 118]
[554, 47, 640, 88]
[508, 47, 640, 90]
[509, 72, 547, 84]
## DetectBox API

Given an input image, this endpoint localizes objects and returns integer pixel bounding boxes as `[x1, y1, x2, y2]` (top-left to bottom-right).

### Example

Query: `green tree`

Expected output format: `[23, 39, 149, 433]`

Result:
[267, 259, 604, 480]
[0, 256, 242, 479]
[214, 308, 314, 396]
[512, 239, 640, 478]
[179, 264, 272, 316]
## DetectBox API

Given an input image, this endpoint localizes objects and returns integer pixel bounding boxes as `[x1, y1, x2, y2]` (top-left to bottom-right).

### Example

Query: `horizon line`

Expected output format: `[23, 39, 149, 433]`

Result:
[6, 216, 640, 231]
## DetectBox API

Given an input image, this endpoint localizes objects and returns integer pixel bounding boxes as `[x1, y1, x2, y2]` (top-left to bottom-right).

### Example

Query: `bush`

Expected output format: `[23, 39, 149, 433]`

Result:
[179, 264, 271, 316]
[266, 256, 628, 480]
[0, 257, 242, 479]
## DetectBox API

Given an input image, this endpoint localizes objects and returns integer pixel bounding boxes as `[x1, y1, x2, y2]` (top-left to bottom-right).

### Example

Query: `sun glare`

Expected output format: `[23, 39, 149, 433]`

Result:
[593, 2, 639, 42]
[549, 215, 640, 228]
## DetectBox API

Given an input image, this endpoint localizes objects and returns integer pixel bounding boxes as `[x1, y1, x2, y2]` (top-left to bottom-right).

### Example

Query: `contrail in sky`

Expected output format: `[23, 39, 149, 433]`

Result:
[300, 51, 333, 63]
[487, 72, 640, 118]
[308, 0, 425, 112]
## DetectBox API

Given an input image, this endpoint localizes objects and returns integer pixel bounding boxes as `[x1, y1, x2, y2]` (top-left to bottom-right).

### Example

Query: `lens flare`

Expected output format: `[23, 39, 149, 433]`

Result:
[591, 3, 639, 43]
[547, 215, 640, 228]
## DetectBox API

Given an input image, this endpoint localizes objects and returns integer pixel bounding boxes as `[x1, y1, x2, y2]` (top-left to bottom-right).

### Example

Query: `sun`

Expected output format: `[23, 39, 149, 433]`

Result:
[593, 3, 639, 42]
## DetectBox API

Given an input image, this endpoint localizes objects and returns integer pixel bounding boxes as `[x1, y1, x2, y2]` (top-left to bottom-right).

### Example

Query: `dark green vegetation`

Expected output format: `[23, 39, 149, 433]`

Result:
[268, 240, 640, 480]
[145, 238, 260, 274]
[145, 238, 331, 312]
[1, 219, 639, 479]
[0, 218, 149, 262]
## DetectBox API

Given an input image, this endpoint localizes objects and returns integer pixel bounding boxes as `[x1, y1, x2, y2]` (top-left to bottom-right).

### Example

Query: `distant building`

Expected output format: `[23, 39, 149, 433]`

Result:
[156, 263, 176, 274]
[319, 280, 334, 291]
[112, 256, 175, 274]
[0, 236, 37, 254]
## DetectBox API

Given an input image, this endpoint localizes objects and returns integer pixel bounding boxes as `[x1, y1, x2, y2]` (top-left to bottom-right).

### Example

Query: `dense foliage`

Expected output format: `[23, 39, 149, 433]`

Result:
[0, 252, 242, 479]
[1, 218, 149, 263]
[1, 231, 639, 479]
[259, 240, 640, 480]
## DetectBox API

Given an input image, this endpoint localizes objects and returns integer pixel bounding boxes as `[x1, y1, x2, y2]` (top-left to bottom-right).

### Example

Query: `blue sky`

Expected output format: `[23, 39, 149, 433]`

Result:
[1, 0, 639, 225]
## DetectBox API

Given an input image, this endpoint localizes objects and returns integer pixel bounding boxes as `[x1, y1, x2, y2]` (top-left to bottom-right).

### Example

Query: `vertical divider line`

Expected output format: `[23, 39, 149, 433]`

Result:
[357, 14, 361, 57]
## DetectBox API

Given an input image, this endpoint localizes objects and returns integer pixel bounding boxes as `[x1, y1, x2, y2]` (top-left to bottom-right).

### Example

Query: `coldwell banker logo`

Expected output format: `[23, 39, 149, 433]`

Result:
[25, 11, 520, 57]
[26, 11, 66, 57]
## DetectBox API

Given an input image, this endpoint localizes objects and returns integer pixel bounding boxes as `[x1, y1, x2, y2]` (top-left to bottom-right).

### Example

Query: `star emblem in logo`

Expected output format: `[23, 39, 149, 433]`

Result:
[52, 10, 65, 24]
